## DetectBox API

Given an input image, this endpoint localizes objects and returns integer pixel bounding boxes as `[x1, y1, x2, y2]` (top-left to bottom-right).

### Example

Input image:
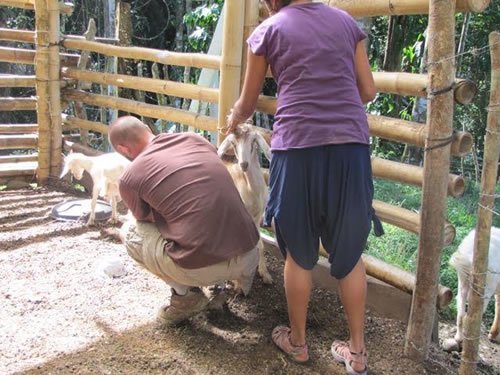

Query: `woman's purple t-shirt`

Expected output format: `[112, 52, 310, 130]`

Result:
[248, 3, 369, 150]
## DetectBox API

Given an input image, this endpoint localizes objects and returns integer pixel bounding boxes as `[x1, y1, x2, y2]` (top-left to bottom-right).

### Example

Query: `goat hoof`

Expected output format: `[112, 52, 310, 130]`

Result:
[260, 273, 273, 285]
[442, 338, 461, 352]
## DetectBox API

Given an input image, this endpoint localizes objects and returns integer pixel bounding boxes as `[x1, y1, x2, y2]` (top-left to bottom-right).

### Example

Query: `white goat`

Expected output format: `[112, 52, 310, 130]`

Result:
[218, 123, 273, 284]
[60, 152, 130, 225]
[450, 226, 500, 344]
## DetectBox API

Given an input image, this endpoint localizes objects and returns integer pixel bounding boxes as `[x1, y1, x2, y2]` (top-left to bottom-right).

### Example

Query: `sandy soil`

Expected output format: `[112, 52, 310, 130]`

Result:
[0, 185, 498, 375]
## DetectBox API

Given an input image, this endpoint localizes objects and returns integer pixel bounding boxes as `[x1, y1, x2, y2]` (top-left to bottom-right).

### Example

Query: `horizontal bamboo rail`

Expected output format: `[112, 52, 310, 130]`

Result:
[63, 89, 219, 132]
[0, 124, 37, 133]
[63, 140, 103, 157]
[0, 154, 38, 163]
[0, 161, 37, 179]
[0, 134, 37, 149]
[0, 0, 74, 14]
[0, 74, 35, 87]
[62, 114, 109, 134]
[0, 46, 79, 66]
[368, 114, 473, 156]
[322, 0, 489, 16]
[0, 97, 37, 111]
[0, 28, 119, 44]
[372, 199, 456, 246]
[253, 98, 472, 156]
[373, 72, 477, 105]
[372, 157, 465, 197]
[62, 39, 221, 70]
[361, 254, 452, 309]
[61, 68, 219, 103]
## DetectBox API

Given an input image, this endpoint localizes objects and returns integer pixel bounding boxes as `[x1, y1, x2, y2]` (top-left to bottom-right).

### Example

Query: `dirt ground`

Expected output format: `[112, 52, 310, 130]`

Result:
[1, 185, 499, 375]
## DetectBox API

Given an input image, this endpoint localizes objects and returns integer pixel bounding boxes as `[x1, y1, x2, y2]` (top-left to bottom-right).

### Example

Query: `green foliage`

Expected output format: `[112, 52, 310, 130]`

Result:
[369, 179, 500, 322]
[183, 1, 223, 52]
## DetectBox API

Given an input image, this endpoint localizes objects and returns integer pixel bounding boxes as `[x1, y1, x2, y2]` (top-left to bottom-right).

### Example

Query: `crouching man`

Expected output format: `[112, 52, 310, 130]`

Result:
[108, 116, 259, 326]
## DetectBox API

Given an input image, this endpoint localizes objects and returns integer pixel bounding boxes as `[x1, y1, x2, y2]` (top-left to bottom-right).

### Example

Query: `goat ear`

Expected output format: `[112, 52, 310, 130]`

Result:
[217, 134, 235, 157]
[256, 133, 272, 161]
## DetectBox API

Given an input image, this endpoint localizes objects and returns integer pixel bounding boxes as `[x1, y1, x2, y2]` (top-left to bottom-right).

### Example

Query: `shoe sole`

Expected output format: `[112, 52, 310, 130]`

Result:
[331, 348, 367, 375]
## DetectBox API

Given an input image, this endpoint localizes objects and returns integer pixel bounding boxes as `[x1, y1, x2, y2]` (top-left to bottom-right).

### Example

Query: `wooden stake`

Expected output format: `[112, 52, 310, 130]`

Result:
[217, 1, 245, 144]
[404, 0, 456, 361]
[459, 31, 500, 375]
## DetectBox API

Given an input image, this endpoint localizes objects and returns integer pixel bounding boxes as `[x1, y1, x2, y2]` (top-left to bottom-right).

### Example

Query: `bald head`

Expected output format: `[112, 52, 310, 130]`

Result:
[109, 116, 154, 160]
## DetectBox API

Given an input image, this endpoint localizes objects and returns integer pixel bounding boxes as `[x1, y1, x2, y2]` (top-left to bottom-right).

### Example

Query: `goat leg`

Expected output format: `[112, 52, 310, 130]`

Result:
[257, 237, 273, 284]
[454, 272, 469, 344]
[489, 294, 500, 343]
[87, 187, 98, 225]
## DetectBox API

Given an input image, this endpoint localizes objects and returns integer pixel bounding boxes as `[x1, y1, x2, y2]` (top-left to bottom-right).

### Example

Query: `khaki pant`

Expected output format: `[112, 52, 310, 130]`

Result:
[122, 219, 258, 293]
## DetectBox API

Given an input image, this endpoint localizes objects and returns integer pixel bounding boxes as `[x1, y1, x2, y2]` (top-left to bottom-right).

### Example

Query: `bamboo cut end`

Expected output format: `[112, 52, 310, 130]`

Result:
[444, 222, 456, 246]
[437, 287, 453, 309]
[448, 175, 465, 198]
[454, 79, 477, 105]
[451, 131, 473, 157]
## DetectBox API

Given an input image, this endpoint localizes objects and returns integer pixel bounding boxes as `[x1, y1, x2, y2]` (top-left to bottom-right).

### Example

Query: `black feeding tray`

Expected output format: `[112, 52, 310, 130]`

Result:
[50, 199, 112, 222]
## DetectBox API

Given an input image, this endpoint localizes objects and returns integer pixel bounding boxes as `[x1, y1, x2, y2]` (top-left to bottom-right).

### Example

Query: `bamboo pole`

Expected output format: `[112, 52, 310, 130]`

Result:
[372, 200, 456, 246]
[0, 134, 38, 149]
[373, 72, 477, 105]
[0, 46, 79, 66]
[34, 0, 51, 184]
[372, 157, 465, 197]
[0, 75, 36, 87]
[0, 154, 38, 163]
[62, 38, 221, 70]
[240, 0, 260, 90]
[254, 97, 472, 156]
[459, 31, 500, 375]
[405, 0, 456, 361]
[0, 124, 38, 133]
[0, 97, 37, 111]
[368, 115, 472, 156]
[321, 1, 490, 17]
[47, 0, 62, 178]
[63, 89, 218, 133]
[61, 68, 219, 104]
[217, 1, 245, 145]
[62, 115, 109, 134]
[0, 0, 74, 14]
[0, 28, 34, 43]
[0, 28, 118, 44]
[73, 19, 97, 147]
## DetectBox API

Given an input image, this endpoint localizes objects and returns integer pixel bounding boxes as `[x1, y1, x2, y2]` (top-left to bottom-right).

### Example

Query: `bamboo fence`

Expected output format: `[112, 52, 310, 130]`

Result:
[0, 27, 117, 44]
[459, 31, 500, 375]
[34, 0, 51, 183]
[0, 0, 73, 14]
[0, 124, 37, 133]
[405, 0, 456, 360]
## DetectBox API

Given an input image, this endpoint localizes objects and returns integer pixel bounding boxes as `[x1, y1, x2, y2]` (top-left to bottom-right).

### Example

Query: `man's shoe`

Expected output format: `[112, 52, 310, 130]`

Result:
[157, 288, 209, 326]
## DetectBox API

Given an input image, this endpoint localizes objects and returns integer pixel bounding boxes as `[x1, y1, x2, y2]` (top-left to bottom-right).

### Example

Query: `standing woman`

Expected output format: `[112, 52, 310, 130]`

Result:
[225, 1, 380, 374]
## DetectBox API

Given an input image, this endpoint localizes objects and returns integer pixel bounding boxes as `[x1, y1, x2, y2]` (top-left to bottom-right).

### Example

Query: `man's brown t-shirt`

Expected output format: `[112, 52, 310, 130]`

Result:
[119, 132, 260, 269]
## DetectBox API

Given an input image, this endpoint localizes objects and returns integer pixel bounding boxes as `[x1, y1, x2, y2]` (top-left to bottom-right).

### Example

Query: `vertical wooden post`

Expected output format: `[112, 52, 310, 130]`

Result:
[240, 0, 259, 90]
[217, 1, 245, 145]
[404, 0, 455, 361]
[34, 0, 51, 184]
[115, 0, 133, 116]
[47, 0, 62, 177]
[459, 31, 500, 375]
